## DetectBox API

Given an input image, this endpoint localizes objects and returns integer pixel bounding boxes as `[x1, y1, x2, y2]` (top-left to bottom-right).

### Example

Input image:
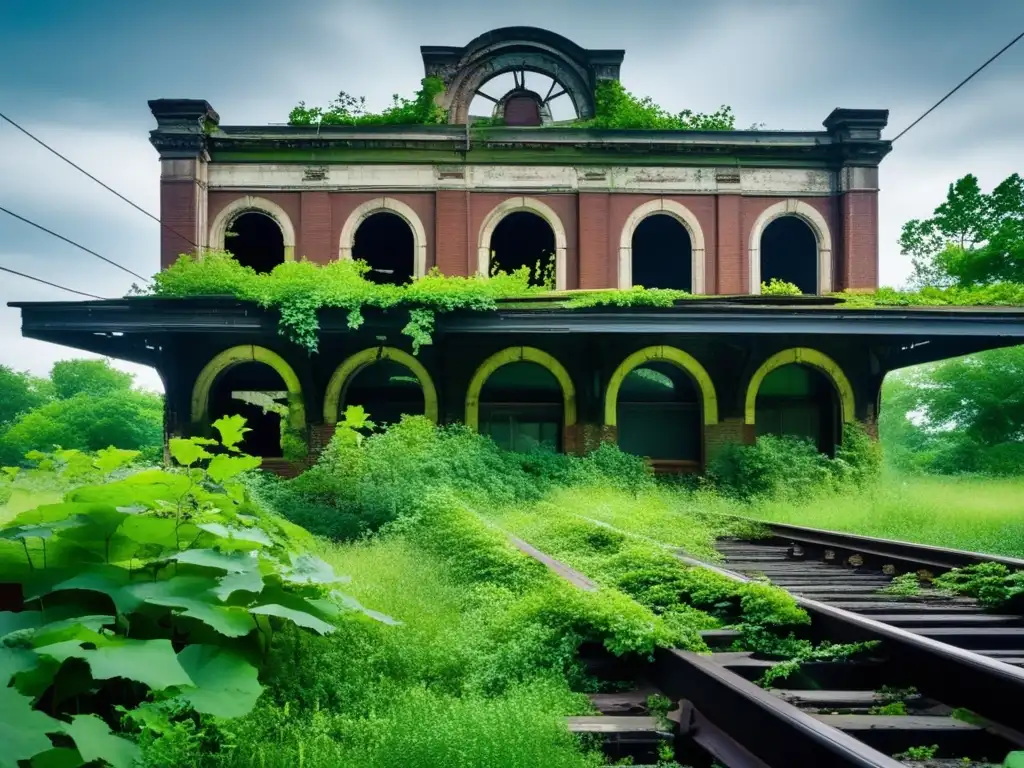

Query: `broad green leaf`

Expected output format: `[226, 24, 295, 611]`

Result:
[173, 645, 262, 718]
[30, 616, 116, 648]
[131, 577, 254, 638]
[214, 569, 264, 601]
[168, 438, 212, 467]
[212, 415, 250, 451]
[29, 748, 83, 768]
[0, 686, 66, 768]
[206, 454, 262, 484]
[281, 552, 348, 586]
[250, 603, 335, 635]
[63, 714, 140, 768]
[0, 647, 40, 683]
[35, 638, 193, 690]
[0, 610, 42, 637]
[198, 523, 272, 547]
[0, 517, 87, 542]
[1005, 752, 1024, 768]
[118, 514, 180, 550]
[168, 549, 257, 573]
[93, 448, 140, 476]
[46, 566, 141, 614]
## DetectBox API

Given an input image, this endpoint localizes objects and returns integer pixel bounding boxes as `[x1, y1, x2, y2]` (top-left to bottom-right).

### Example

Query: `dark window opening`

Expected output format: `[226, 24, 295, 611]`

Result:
[755, 363, 839, 455]
[209, 362, 287, 458]
[342, 359, 425, 428]
[631, 215, 693, 291]
[504, 94, 543, 126]
[480, 361, 562, 453]
[617, 362, 701, 462]
[489, 211, 555, 287]
[226, 212, 285, 274]
[760, 215, 818, 294]
[352, 211, 415, 285]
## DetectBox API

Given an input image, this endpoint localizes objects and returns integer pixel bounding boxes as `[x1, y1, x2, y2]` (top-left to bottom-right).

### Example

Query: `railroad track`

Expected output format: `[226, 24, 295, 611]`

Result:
[503, 522, 1024, 768]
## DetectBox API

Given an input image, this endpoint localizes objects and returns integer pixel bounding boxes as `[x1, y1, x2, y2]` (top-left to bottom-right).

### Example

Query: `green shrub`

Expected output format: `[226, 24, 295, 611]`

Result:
[0, 419, 390, 767]
[760, 278, 802, 296]
[707, 434, 834, 500]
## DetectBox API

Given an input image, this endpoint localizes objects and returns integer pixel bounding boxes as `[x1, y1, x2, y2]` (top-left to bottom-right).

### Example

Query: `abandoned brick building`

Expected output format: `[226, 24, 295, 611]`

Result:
[12, 27, 1023, 474]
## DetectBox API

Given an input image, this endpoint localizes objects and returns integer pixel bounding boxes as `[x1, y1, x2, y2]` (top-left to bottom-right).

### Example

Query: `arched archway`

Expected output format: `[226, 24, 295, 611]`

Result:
[604, 346, 717, 468]
[191, 345, 305, 458]
[323, 347, 439, 426]
[466, 347, 576, 452]
[208, 196, 296, 271]
[618, 200, 706, 293]
[478, 197, 568, 290]
[338, 197, 428, 281]
[748, 200, 833, 295]
[745, 348, 854, 455]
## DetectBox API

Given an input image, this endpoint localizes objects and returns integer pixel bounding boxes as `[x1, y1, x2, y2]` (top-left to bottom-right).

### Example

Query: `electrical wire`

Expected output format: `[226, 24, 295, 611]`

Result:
[0, 110, 199, 247]
[891, 30, 1024, 142]
[0, 204, 150, 282]
[0, 265, 105, 299]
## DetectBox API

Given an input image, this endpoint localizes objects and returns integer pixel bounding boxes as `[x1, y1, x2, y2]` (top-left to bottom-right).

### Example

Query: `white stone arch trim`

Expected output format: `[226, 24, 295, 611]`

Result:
[338, 197, 428, 279]
[748, 199, 833, 295]
[477, 196, 568, 291]
[618, 199, 707, 294]
[208, 195, 296, 260]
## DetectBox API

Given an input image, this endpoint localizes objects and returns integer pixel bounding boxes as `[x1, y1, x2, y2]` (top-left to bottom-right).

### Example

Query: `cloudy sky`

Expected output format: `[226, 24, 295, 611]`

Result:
[1, 0, 1023, 392]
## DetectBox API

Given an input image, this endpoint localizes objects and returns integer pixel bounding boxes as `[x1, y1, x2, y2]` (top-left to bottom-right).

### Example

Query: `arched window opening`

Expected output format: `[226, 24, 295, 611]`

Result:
[341, 360, 425, 428]
[755, 364, 839, 455]
[759, 216, 818, 294]
[489, 211, 556, 287]
[209, 362, 287, 458]
[225, 212, 285, 274]
[479, 362, 562, 453]
[352, 211, 415, 285]
[631, 215, 693, 291]
[617, 363, 701, 465]
[467, 71, 576, 124]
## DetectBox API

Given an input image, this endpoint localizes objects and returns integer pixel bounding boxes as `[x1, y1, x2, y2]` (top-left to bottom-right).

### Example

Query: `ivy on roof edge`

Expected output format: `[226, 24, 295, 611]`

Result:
[137, 253, 1024, 354]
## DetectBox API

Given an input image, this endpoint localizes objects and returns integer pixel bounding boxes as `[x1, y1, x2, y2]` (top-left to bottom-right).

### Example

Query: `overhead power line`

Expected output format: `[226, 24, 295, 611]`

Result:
[0, 110, 198, 248]
[892, 30, 1024, 142]
[0, 265, 105, 299]
[0, 204, 150, 283]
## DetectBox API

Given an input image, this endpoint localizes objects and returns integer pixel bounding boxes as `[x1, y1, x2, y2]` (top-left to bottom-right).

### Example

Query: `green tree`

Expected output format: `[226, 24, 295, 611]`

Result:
[0, 365, 52, 427]
[50, 358, 134, 399]
[0, 389, 164, 465]
[902, 173, 1024, 288]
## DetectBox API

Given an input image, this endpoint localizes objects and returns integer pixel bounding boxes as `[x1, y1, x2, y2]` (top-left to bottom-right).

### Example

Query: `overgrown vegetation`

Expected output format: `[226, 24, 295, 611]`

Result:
[288, 77, 447, 127]
[577, 80, 735, 131]
[0, 360, 163, 467]
[932, 562, 1024, 611]
[0, 417, 389, 767]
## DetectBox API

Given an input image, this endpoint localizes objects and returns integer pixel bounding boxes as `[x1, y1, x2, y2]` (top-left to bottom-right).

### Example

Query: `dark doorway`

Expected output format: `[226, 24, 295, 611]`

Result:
[760, 216, 818, 294]
[617, 362, 701, 465]
[631, 215, 693, 291]
[226, 212, 285, 274]
[489, 211, 556, 287]
[342, 360, 425, 428]
[479, 362, 562, 453]
[352, 211, 415, 285]
[754, 363, 840, 455]
[209, 362, 287, 458]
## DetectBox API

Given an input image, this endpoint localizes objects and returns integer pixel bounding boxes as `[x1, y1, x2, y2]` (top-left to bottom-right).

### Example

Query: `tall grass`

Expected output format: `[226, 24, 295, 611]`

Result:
[742, 473, 1024, 558]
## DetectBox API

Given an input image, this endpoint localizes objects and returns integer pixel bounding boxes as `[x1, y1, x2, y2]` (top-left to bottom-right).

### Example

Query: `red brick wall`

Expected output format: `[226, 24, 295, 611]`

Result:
[160, 180, 198, 269]
[578, 193, 611, 288]
[704, 419, 753, 461]
[838, 191, 879, 290]
[435, 190, 470, 276]
[299, 192, 332, 263]
[330, 193, 436, 269]
[715, 195, 743, 293]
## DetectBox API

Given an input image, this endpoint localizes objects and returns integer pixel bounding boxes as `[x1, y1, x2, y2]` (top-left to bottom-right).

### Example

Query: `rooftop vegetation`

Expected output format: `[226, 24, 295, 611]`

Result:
[141, 252, 1024, 354]
[288, 77, 737, 131]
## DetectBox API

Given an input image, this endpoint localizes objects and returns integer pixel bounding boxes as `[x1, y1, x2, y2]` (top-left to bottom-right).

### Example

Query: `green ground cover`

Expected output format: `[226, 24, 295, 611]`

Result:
[740, 473, 1024, 559]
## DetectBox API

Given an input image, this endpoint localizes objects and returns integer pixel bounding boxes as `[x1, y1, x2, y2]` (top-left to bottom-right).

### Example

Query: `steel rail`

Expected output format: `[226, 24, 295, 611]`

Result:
[732, 517, 1024, 572]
